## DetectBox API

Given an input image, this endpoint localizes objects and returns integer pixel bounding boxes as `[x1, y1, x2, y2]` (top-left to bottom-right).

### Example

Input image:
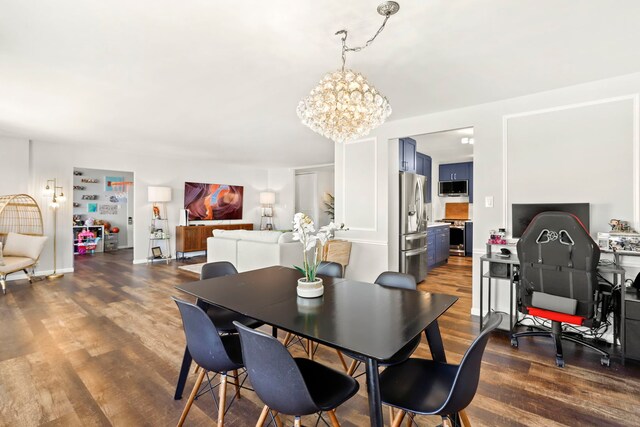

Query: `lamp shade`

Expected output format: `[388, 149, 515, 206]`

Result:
[148, 186, 172, 202]
[260, 192, 276, 205]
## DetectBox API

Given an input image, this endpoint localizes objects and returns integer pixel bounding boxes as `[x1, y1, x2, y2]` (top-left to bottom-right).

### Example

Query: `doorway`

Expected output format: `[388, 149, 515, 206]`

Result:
[72, 167, 134, 262]
[294, 165, 335, 227]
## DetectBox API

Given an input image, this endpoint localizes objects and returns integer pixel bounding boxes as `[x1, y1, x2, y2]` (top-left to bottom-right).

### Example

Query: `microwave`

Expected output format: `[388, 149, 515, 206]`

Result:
[438, 180, 469, 197]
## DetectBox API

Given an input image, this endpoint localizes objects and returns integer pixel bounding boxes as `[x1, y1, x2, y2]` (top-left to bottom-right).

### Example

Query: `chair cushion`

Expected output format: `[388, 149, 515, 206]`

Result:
[379, 358, 458, 415]
[206, 305, 264, 333]
[526, 306, 585, 326]
[294, 357, 359, 411]
[0, 256, 35, 274]
[3, 232, 47, 260]
[344, 334, 421, 366]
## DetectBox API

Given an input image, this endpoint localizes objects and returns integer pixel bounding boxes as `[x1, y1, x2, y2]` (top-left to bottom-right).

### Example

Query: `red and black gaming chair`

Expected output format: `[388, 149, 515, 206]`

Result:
[511, 211, 610, 367]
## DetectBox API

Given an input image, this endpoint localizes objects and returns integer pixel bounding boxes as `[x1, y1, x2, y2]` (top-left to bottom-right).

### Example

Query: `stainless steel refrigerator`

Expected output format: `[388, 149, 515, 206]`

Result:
[399, 172, 428, 282]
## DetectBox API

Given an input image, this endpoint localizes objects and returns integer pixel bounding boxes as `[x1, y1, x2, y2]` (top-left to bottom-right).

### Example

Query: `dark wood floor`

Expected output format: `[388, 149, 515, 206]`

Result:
[1, 250, 639, 426]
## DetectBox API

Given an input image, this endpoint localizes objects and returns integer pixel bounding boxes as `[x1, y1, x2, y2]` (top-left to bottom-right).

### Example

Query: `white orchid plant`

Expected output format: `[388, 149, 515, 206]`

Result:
[292, 212, 344, 282]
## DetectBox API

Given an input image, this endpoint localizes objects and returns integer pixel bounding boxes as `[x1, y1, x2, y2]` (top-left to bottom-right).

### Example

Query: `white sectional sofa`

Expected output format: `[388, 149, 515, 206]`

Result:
[206, 230, 303, 272]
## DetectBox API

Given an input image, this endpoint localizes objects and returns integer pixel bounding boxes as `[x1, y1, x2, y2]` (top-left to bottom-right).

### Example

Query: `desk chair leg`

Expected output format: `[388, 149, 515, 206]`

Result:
[327, 409, 340, 427]
[294, 416, 302, 427]
[256, 405, 269, 426]
[391, 410, 406, 427]
[177, 369, 206, 427]
[232, 369, 241, 399]
[217, 373, 227, 427]
[459, 409, 472, 427]
[335, 350, 348, 371]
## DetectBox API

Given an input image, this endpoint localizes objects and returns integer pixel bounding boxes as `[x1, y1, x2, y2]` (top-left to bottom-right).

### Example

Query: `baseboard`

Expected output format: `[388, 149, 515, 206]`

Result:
[5, 267, 74, 282]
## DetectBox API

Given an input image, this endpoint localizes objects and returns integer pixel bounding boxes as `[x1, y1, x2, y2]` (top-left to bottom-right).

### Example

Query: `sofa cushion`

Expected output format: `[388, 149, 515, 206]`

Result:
[0, 256, 35, 274]
[0, 242, 4, 266]
[278, 232, 296, 244]
[3, 232, 48, 261]
[212, 229, 283, 243]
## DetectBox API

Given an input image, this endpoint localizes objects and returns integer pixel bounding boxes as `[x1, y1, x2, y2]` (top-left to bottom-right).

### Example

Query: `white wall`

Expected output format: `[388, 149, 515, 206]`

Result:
[72, 167, 134, 248]
[0, 139, 293, 274]
[336, 71, 640, 313]
[0, 135, 30, 195]
[267, 167, 295, 230]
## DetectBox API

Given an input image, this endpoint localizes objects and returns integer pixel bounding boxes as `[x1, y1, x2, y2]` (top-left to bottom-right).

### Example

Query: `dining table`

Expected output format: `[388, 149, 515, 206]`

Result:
[174, 265, 458, 427]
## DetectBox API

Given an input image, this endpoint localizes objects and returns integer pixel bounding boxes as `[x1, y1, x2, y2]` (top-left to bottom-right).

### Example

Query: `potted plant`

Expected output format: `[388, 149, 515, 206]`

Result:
[292, 213, 341, 298]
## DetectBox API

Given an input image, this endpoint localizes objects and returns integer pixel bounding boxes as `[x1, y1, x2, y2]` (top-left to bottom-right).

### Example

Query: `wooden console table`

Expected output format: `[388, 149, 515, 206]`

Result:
[176, 223, 253, 259]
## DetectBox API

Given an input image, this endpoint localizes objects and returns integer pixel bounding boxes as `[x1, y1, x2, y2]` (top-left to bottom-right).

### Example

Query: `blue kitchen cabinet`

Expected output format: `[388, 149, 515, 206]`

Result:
[416, 152, 433, 203]
[399, 138, 416, 173]
[427, 225, 450, 270]
[439, 162, 470, 181]
[465, 222, 473, 256]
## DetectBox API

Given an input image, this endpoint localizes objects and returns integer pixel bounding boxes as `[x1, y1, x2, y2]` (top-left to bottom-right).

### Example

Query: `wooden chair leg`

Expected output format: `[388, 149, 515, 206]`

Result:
[307, 340, 314, 360]
[406, 413, 412, 427]
[391, 410, 406, 427]
[335, 350, 348, 371]
[283, 332, 293, 346]
[346, 360, 358, 376]
[217, 373, 227, 427]
[459, 409, 472, 427]
[232, 369, 241, 399]
[441, 416, 453, 427]
[193, 364, 200, 374]
[294, 416, 302, 427]
[388, 407, 395, 423]
[256, 405, 270, 427]
[177, 369, 206, 427]
[272, 411, 284, 427]
[327, 409, 340, 427]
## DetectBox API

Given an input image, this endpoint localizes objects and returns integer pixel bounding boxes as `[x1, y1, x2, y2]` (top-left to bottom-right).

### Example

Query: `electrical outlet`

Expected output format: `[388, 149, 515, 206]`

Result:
[485, 196, 494, 208]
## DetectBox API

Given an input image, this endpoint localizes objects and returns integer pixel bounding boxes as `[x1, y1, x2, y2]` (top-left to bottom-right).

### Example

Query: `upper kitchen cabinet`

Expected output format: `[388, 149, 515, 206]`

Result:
[399, 137, 416, 173]
[439, 162, 470, 181]
[439, 161, 474, 203]
[416, 152, 432, 203]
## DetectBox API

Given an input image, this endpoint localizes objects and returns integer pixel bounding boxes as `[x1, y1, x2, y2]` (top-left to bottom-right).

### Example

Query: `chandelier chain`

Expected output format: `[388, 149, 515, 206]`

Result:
[336, 13, 391, 71]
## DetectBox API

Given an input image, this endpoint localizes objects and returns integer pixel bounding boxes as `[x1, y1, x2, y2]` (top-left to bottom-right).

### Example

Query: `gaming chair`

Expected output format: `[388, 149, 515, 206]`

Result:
[511, 211, 610, 367]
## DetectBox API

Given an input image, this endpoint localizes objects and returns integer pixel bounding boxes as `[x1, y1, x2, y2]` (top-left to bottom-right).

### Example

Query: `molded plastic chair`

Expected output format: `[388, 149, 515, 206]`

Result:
[379, 312, 503, 427]
[316, 260, 343, 279]
[344, 271, 422, 376]
[200, 261, 264, 333]
[173, 298, 245, 427]
[234, 321, 359, 427]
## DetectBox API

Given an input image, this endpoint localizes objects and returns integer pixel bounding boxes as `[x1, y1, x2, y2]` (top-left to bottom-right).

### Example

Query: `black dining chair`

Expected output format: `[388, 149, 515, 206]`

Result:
[234, 321, 359, 427]
[200, 261, 264, 333]
[379, 312, 503, 427]
[173, 297, 246, 427]
[343, 271, 422, 377]
[282, 261, 349, 369]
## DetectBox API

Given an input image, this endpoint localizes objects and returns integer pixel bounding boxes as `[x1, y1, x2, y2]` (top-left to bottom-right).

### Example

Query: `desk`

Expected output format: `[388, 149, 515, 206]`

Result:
[174, 266, 458, 427]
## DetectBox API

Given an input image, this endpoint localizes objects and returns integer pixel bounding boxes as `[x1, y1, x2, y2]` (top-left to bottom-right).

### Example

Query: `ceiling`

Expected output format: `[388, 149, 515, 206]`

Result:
[415, 128, 474, 163]
[2, 1, 640, 166]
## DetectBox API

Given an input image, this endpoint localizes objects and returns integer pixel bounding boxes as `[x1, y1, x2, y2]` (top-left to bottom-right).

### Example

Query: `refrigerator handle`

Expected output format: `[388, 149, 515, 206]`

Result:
[417, 178, 425, 228]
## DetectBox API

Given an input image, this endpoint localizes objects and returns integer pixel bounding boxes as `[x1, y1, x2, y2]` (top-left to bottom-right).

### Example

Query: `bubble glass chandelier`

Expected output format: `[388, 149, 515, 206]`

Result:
[297, 2, 400, 144]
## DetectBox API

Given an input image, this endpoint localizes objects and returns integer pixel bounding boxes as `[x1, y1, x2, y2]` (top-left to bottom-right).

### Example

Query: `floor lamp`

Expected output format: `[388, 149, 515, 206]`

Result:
[44, 178, 65, 280]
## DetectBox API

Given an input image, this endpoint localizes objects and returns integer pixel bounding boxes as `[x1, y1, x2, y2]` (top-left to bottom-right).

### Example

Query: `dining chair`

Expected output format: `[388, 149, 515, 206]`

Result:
[282, 261, 349, 370]
[234, 321, 360, 427]
[379, 312, 503, 427]
[200, 261, 264, 333]
[343, 271, 421, 377]
[173, 297, 246, 427]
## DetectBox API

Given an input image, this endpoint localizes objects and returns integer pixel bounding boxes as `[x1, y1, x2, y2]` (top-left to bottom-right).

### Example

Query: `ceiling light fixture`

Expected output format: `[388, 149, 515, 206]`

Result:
[297, 2, 400, 143]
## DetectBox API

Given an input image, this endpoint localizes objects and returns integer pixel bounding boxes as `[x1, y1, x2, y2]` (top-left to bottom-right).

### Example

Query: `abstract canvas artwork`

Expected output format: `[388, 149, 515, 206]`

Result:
[184, 182, 244, 220]
[105, 176, 124, 191]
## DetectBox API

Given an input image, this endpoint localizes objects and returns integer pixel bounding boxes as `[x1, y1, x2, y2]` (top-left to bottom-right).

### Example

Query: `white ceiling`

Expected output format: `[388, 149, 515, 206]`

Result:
[415, 128, 474, 163]
[2, 1, 640, 166]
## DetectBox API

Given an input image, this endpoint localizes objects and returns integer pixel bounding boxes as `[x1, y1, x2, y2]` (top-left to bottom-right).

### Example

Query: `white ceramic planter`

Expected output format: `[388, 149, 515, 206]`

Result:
[297, 277, 324, 298]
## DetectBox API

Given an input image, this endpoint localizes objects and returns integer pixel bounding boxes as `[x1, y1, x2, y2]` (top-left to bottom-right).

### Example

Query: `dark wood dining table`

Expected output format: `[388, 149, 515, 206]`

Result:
[174, 266, 457, 427]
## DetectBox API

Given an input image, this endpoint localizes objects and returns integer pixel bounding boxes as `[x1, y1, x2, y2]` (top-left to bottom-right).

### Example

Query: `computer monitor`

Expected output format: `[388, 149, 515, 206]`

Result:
[511, 203, 590, 238]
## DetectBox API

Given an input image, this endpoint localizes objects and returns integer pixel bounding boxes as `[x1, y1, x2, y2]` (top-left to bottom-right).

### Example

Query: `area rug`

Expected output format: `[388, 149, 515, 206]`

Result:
[178, 262, 205, 276]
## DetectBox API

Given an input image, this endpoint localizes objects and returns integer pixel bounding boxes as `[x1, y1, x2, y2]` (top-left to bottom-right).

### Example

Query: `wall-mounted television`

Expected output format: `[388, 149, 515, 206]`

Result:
[184, 182, 244, 221]
[511, 203, 590, 238]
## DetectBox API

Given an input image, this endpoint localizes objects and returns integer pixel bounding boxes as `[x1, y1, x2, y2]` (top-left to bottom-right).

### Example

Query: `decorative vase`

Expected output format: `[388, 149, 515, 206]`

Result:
[297, 277, 324, 298]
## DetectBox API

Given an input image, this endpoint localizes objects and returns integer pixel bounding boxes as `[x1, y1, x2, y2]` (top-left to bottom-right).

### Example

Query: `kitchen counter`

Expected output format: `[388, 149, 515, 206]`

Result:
[427, 222, 451, 228]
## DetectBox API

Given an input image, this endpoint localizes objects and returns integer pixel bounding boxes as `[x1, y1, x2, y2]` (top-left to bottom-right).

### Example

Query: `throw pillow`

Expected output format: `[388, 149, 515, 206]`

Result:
[3, 232, 48, 260]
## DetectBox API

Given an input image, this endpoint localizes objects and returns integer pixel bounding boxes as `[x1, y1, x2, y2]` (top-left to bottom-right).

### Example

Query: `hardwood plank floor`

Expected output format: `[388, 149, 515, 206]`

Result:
[1, 250, 639, 426]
